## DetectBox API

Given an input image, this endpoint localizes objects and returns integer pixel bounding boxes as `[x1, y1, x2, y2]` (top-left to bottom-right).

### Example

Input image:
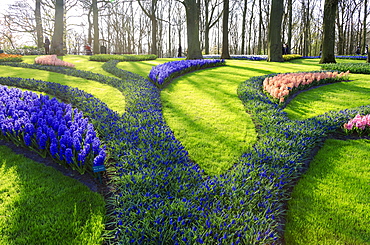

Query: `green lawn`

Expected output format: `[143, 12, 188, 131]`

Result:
[284, 73, 370, 120]
[0, 56, 125, 115]
[0, 145, 106, 245]
[1, 56, 370, 243]
[284, 139, 370, 245]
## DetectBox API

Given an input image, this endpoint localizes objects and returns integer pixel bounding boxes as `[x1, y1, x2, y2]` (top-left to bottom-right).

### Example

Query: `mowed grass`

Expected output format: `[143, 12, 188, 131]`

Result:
[284, 73, 370, 120]
[0, 145, 106, 245]
[0, 57, 125, 115]
[285, 59, 370, 120]
[284, 139, 370, 245]
[116, 58, 183, 78]
[160, 59, 321, 175]
[22, 55, 116, 78]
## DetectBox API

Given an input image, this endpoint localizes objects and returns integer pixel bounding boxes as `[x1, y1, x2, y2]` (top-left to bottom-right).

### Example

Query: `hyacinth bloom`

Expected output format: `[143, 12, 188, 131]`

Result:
[263, 71, 350, 102]
[344, 114, 370, 134]
[0, 85, 105, 174]
[35, 54, 75, 68]
[149, 59, 225, 86]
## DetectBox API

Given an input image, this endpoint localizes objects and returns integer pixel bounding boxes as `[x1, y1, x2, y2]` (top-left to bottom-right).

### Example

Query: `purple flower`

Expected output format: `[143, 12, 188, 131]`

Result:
[37, 133, 48, 150]
[65, 148, 73, 164]
[24, 133, 32, 146]
[50, 140, 58, 157]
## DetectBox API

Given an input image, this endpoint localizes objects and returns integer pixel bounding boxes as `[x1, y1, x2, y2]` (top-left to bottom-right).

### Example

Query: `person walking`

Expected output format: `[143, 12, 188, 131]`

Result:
[44, 37, 50, 54]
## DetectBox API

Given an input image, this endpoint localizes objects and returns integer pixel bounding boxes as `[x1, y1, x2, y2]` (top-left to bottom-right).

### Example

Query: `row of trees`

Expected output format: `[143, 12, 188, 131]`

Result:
[0, 0, 369, 62]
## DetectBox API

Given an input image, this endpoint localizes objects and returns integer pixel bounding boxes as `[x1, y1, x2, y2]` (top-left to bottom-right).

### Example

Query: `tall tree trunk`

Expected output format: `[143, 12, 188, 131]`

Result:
[258, 0, 262, 54]
[92, 0, 99, 54]
[51, 0, 64, 56]
[248, 0, 256, 54]
[35, 0, 43, 49]
[336, 4, 344, 55]
[287, 0, 292, 54]
[320, 0, 338, 64]
[268, 0, 284, 62]
[87, 7, 93, 46]
[221, 0, 230, 59]
[204, 1, 210, 54]
[183, 0, 203, 59]
[363, 0, 368, 55]
[241, 0, 247, 54]
[151, 16, 158, 55]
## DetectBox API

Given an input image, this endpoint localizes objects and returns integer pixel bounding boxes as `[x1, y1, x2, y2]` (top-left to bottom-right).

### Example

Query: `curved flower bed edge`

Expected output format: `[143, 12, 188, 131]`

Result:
[1, 61, 370, 244]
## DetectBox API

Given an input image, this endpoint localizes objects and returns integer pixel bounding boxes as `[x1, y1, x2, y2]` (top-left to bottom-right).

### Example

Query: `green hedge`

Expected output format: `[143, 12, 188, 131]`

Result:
[89, 54, 157, 62]
[321, 63, 370, 74]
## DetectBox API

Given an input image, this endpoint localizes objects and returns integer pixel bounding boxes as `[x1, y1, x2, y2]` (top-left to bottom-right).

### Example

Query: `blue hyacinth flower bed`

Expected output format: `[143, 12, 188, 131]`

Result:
[2, 60, 370, 244]
[148, 59, 225, 88]
[0, 84, 106, 175]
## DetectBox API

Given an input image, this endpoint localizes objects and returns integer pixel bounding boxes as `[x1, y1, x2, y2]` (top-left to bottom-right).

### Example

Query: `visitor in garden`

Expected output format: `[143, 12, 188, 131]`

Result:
[44, 37, 50, 54]
[178, 45, 182, 57]
[85, 44, 92, 55]
[282, 43, 288, 55]
[0, 47, 3, 54]
[355, 46, 361, 55]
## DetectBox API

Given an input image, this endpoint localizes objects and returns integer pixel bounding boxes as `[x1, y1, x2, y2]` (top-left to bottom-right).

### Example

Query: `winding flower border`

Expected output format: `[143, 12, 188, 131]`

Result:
[1, 61, 370, 244]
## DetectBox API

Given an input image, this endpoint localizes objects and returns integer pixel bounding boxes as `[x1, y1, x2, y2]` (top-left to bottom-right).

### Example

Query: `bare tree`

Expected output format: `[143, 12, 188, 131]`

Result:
[138, 0, 158, 55]
[202, 0, 222, 54]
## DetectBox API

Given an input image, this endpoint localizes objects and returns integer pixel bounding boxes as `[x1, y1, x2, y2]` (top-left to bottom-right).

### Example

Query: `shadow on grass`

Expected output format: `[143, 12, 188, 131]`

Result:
[0, 145, 106, 244]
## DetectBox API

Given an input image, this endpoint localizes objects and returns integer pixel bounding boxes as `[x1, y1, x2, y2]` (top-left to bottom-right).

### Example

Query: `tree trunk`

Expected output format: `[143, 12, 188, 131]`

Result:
[51, 0, 64, 56]
[183, 0, 203, 59]
[241, 0, 247, 54]
[221, 0, 230, 59]
[287, 0, 292, 54]
[258, 0, 262, 54]
[320, 0, 338, 64]
[35, 0, 43, 49]
[248, 0, 256, 54]
[268, 0, 284, 62]
[151, 16, 158, 55]
[93, 0, 99, 54]
[363, 0, 368, 55]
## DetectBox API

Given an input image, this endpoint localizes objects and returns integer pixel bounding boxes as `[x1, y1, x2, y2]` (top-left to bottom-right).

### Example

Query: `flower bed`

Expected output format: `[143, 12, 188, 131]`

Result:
[2, 61, 370, 244]
[263, 71, 350, 103]
[0, 53, 23, 62]
[89, 54, 157, 62]
[321, 63, 370, 74]
[35, 54, 75, 68]
[336, 55, 367, 60]
[283, 54, 302, 61]
[0, 84, 106, 175]
[343, 114, 370, 135]
[148, 59, 225, 88]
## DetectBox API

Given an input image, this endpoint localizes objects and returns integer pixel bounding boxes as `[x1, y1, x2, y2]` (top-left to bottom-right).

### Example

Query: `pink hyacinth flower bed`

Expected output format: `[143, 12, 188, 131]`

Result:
[263, 71, 350, 103]
[35, 54, 75, 68]
[343, 114, 370, 135]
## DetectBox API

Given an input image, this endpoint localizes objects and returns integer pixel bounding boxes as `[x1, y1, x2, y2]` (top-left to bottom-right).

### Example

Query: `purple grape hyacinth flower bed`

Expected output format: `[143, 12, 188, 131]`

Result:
[0, 84, 106, 175]
[148, 59, 225, 88]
